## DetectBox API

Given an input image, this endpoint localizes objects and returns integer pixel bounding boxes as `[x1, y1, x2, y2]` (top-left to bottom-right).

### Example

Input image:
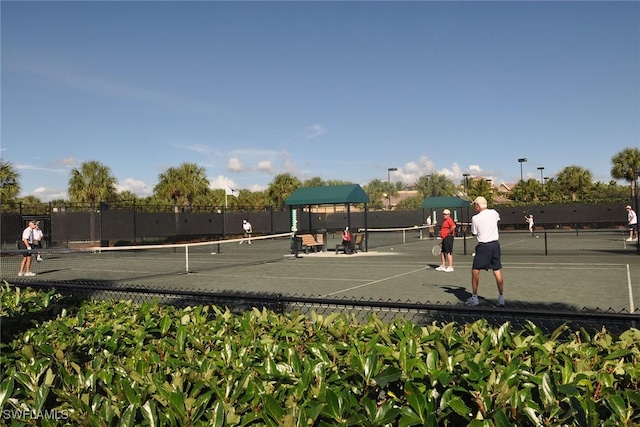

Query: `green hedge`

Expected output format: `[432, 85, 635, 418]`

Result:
[1, 285, 639, 426]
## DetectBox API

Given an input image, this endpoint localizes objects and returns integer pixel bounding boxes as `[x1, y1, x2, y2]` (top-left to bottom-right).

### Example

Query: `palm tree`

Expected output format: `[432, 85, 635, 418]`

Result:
[325, 179, 354, 186]
[68, 161, 117, 210]
[414, 174, 455, 198]
[468, 178, 495, 204]
[542, 177, 562, 202]
[363, 179, 387, 210]
[611, 147, 640, 200]
[556, 166, 592, 201]
[0, 161, 20, 210]
[153, 163, 210, 213]
[115, 191, 139, 206]
[396, 195, 422, 210]
[302, 177, 326, 187]
[515, 178, 542, 203]
[68, 160, 117, 243]
[242, 190, 270, 210]
[267, 173, 301, 207]
[591, 180, 628, 202]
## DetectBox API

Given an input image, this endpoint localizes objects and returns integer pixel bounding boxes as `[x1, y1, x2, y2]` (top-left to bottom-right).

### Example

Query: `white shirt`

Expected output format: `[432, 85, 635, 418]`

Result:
[629, 209, 637, 225]
[33, 228, 43, 243]
[242, 221, 252, 232]
[22, 226, 35, 244]
[472, 208, 500, 243]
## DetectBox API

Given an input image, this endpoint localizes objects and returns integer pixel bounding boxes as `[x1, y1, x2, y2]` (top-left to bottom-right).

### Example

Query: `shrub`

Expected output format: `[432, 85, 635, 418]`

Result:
[1, 285, 639, 426]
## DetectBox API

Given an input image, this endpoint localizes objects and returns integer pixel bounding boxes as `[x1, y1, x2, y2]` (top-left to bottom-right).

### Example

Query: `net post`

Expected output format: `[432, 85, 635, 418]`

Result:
[185, 245, 189, 273]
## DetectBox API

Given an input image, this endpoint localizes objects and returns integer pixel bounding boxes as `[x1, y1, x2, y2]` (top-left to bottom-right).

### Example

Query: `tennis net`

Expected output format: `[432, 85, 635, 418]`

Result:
[360, 225, 430, 249]
[1, 232, 295, 286]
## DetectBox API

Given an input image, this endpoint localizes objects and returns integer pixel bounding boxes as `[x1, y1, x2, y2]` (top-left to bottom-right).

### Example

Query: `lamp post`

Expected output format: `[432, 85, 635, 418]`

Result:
[543, 176, 549, 195]
[517, 158, 527, 183]
[517, 158, 527, 202]
[387, 167, 397, 209]
[462, 173, 470, 194]
[537, 167, 544, 185]
[537, 166, 544, 199]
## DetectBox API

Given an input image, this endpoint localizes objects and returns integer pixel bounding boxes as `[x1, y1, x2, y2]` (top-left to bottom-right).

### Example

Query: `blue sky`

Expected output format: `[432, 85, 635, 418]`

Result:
[2, 1, 639, 202]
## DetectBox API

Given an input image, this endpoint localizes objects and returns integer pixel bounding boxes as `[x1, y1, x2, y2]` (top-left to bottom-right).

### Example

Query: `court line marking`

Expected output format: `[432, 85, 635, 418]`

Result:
[626, 264, 635, 312]
[321, 268, 426, 297]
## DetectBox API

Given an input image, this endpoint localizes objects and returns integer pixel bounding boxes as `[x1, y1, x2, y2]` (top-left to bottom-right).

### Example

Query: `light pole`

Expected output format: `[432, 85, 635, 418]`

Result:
[537, 167, 544, 185]
[462, 173, 470, 194]
[517, 158, 527, 202]
[387, 167, 397, 209]
[537, 166, 544, 199]
[518, 158, 527, 183]
[543, 176, 549, 195]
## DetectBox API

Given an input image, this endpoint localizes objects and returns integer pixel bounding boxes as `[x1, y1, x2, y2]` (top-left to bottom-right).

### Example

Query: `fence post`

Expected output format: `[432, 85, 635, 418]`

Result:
[544, 232, 548, 256]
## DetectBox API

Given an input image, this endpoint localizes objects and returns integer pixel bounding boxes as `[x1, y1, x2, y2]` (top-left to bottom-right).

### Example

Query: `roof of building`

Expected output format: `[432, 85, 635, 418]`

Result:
[285, 184, 370, 206]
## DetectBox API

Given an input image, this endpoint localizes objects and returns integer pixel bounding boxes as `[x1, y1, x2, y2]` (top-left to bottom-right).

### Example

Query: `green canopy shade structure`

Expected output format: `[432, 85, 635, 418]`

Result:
[285, 184, 370, 206]
[421, 196, 470, 209]
[285, 184, 370, 252]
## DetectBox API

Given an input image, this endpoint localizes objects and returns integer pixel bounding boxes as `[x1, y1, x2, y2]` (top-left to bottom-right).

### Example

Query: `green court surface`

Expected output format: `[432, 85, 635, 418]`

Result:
[3, 230, 639, 313]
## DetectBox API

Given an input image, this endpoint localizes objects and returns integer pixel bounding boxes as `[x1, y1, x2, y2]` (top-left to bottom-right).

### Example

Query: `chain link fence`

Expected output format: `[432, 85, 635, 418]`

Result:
[15, 281, 638, 336]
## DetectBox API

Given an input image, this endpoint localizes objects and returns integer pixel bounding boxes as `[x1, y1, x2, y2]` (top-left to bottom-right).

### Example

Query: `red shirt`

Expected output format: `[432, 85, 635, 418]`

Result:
[440, 217, 456, 239]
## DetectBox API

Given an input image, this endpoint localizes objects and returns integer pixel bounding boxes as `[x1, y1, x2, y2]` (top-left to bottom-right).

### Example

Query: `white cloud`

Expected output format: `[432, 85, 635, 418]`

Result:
[116, 178, 153, 197]
[13, 59, 190, 106]
[32, 186, 68, 202]
[256, 161, 274, 174]
[304, 124, 327, 140]
[227, 157, 244, 172]
[208, 175, 237, 190]
[469, 165, 482, 173]
[173, 144, 215, 155]
[59, 157, 78, 168]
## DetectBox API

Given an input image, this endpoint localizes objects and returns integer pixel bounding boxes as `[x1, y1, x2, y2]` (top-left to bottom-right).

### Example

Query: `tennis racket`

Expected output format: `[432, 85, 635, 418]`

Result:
[432, 243, 441, 257]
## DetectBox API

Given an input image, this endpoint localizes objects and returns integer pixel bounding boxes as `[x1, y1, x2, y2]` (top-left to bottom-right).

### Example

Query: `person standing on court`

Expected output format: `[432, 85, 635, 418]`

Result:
[467, 196, 504, 307]
[33, 221, 44, 262]
[626, 205, 637, 242]
[18, 221, 37, 276]
[525, 214, 534, 235]
[239, 219, 253, 244]
[435, 209, 456, 272]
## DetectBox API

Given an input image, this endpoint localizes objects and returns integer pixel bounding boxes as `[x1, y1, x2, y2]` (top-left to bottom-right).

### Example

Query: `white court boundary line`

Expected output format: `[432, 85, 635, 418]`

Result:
[320, 261, 635, 311]
[626, 264, 635, 312]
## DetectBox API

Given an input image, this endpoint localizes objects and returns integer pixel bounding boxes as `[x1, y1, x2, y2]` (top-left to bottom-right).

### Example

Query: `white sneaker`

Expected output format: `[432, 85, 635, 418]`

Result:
[435, 266, 446, 271]
[37, 255, 43, 262]
[24, 272, 36, 276]
[444, 267, 454, 272]
[465, 296, 479, 306]
[496, 295, 505, 307]
[18, 272, 24, 276]
[626, 238, 635, 242]
[239, 241, 243, 244]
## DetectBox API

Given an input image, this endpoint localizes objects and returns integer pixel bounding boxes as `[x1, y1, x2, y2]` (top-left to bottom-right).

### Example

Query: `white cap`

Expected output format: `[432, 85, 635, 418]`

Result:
[442, 209, 451, 215]
[472, 196, 488, 208]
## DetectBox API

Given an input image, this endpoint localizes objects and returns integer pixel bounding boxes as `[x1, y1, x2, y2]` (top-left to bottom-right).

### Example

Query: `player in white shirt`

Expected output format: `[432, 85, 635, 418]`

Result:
[467, 197, 504, 307]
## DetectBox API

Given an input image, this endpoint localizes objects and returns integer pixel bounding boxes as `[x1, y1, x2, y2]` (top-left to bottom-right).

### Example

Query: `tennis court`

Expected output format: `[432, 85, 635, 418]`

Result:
[3, 228, 639, 313]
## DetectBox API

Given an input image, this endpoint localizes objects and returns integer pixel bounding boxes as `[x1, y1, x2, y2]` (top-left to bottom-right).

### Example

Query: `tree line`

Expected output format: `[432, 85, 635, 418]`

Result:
[1, 148, 638, 213]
